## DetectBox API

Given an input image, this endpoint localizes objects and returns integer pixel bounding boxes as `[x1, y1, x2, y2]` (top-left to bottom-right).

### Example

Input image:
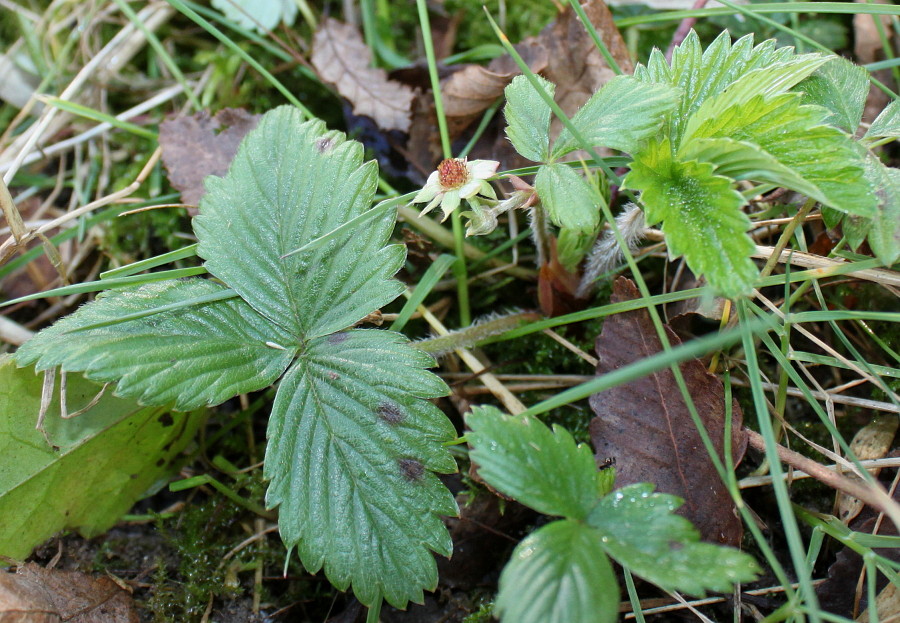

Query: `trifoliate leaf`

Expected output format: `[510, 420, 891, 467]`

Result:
[684, 93, 875, 217]
[587, 483, 760, 596]
[15, 279, 296, 410]
[535, 163, 602, 234]
[504, 74, 555, 162]
[863, 156, 900, 265]
[211, 0, 297, 32]
[466, 406, 603, 520]
[0, 355, 202, 559]
[865, 99, 900, 142]
[550, 75, 679, 159]
[624, 140, 757, 297]
[799, 55, 868, 133]
[195, 107, 406, 341]
[495, 519, 618, 623]
[635, 30, 796, 145]
[265, 329, 457, 608]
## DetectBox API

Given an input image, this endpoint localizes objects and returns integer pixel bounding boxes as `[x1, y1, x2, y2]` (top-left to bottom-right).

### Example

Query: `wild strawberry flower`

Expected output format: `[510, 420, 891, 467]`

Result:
[412, 157, 499, 221]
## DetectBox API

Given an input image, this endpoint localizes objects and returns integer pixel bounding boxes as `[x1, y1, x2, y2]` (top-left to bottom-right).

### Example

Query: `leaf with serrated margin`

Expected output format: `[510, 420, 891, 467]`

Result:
[15, 279, 295, 410]
[624, 140, 757, 297]
[865, 99, 900, 142]
[799, 55, 868, 134]
[682, 56, 829, 143]
[195, 106, 405, 341]
[635, 30, 794, 145]
[679, 137, 823, 201]
[685, 93, 875, 218]
[863, 156, 900, 265]
[551, 75, 678, 159]
[466, 406, 606, 520]
[587, 483, 760, 596]
[264, 329, 457, 608]
[495, 519, 618, 623]
[535, 163, 601, 234]
[504, 74, 554, 162]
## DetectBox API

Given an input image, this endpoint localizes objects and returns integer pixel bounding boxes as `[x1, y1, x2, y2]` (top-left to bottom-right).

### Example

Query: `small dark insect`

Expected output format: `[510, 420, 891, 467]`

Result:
[377, 402, 405, 425]
[598, 456, 616, 470]
[398, 458, 425, 482]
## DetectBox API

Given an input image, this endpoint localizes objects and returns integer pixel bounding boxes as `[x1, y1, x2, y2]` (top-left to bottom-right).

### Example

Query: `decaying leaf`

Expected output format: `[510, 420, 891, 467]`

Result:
[0, 564, 138, 623]
[589, 277, 746, 545]
[311, 18, 416, 132]
[158, 108, 261, 209]
[837, 416, 898, 523]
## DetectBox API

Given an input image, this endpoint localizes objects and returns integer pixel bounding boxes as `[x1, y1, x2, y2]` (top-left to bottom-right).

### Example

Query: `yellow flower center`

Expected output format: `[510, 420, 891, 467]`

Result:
[437, 158, 468, 190]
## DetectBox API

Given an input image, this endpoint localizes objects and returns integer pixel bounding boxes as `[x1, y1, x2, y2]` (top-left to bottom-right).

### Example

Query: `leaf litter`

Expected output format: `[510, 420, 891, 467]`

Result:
[589, 277, 747, 545]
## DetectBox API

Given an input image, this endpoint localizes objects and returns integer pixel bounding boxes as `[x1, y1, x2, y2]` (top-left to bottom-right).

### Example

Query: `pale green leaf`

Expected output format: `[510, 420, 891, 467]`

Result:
[15, 279, 296, 411]
[587, 483, 761, 596]
[265, 329, 457, 608]
[682, 56, 829, 143]
[685, 93, 875, 217]
[0, 355, 202, 559]
[635, 30, 796, 145]
[624, 140, 757, 297]
[799, 55, 868, 133]
[211, 0, 296, 32]
[466, 406, 603, 520]
[556, 226, 596, 273]
[495, 519, 618, 623]
[865, 99, 900, 142]
[535, 163, 601, 234]
[504, 74, 554, 162]
[679, 137, 822, 200]
[863, 156, 900, 264]
[195, 106, 406, 341]
[551, 76, 679, 158]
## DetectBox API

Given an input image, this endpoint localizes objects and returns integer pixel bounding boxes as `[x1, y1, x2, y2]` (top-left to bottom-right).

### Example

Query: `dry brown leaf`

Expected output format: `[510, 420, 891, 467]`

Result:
[311, 18, 416, 133]
[158, 108, 261, 209]
[589, 277, 746, 545]
[854, 0, 894, 124]
[0, 564, 138, 623]
[837, 416, 898, 523]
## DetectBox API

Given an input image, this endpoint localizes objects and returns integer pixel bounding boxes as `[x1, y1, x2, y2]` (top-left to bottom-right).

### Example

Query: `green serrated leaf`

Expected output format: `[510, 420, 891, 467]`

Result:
[504, 74, 554, 162]
[265, 329, 457, 608]
[624, 140, 757, 297]
[863, 155, 900, 264]
[587, 483, 760, 596]
[0, 355, 202, 559]
[495, 519, 618, 623]
[865, 99, 900, 142]
[466, 406, 602, 519]
[679, 137, 822, 200]
[685, 93, 875, 217]
[535, 163, 602, 234]
[799, 55, 868, 134]
[195, 106, 406, 341]
[551, 75, 679, 159]
[15, 279, 296, 411]
[636, 30, 795, 145]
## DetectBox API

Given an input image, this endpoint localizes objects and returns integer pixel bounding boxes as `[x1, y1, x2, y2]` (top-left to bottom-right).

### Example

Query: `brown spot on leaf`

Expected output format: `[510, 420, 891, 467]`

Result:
[157, 413, 174, 427]
[398, 458, 425, 482]
[589, 277, 747, 546]
[328, 332, 349, 344]
[377, 402, 405, 425]
[315, 137, 335, 153]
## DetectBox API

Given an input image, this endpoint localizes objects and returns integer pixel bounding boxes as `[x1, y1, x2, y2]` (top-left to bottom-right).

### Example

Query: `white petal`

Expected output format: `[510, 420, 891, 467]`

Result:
[466, 159, 500, 180]
[458, 179, 482, 199]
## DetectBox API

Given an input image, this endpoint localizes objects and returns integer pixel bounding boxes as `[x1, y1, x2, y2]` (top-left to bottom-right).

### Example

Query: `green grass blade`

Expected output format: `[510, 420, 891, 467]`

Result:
[390, 254, 456, 332]
[100, 243, 200, 279]
[40, 97, 157, 140]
